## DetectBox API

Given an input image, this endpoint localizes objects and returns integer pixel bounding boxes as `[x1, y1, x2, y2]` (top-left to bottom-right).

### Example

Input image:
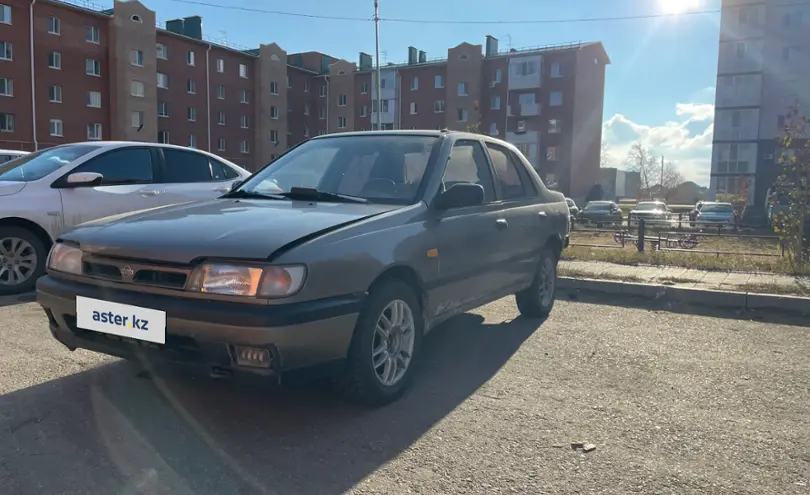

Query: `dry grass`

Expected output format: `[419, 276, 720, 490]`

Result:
[558, 267, 643, 283]
[737, 283, 810, 297]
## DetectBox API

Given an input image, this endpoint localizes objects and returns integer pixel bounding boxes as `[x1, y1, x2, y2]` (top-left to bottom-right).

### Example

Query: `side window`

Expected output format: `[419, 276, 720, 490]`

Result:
[161, 149, 214, 183]
[210, 159, 240, 181]
[76, 148, 153, 184]
[486, 144, 526, 200]
[443, 140, 496, 203]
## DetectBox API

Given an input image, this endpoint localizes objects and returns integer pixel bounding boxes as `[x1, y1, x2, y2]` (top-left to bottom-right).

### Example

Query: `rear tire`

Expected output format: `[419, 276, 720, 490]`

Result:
[0, 227, 47, 296]
[516, 247, 558, 318]
[339, 279, 423, 406]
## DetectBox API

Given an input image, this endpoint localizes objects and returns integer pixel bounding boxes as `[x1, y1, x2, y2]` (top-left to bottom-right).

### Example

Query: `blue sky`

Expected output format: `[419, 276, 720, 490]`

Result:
[143, 0, 721, 185]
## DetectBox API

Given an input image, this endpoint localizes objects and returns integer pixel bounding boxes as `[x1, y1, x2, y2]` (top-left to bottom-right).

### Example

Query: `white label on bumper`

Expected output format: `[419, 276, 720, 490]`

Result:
[76, 296, 167, 344]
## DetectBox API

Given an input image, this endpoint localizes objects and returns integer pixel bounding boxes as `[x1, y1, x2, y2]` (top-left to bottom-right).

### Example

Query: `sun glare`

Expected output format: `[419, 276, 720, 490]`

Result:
[659, 0, 700, 14]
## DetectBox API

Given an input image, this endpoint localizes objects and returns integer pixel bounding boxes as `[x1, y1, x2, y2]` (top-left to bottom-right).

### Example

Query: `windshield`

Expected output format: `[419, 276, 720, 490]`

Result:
[584, 203, 611, 211]
[701, 204, 733, 213]
[0, 145, 101, 182]
[236, 135, 438, 204]
[634, 202, 665, 211]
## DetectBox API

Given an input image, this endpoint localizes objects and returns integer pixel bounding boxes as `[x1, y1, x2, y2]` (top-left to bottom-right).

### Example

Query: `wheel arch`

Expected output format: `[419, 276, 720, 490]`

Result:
[0, 217, 55, 252]
[368, 264, 428, 329]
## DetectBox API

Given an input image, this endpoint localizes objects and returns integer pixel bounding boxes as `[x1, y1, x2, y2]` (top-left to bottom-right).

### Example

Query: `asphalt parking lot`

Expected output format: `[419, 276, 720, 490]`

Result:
[0, 292, 808, 495]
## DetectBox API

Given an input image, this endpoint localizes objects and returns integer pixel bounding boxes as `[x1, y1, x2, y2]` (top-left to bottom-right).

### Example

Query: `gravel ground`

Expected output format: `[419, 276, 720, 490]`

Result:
[0, 292, 808, 495]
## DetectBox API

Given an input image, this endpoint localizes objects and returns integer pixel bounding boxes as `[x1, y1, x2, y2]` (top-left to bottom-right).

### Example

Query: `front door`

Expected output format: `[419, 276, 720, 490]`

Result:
[57, 147, 165, 235]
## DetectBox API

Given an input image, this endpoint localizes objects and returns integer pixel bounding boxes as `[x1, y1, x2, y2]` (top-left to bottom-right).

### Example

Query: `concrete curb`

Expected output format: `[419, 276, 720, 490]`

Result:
[558, 277, 809, 315]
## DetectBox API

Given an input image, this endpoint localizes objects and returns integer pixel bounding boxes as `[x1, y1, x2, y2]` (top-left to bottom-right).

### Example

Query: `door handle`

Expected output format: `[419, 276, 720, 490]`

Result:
[140, 189, 161, 196]
[495, 218, 509, 229]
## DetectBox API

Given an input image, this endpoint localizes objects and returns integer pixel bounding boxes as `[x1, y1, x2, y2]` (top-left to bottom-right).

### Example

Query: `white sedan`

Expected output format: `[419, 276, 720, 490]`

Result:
[0, 142, 250, 294]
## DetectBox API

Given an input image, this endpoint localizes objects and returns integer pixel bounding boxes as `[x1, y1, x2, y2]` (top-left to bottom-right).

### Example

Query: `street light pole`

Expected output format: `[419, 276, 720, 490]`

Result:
[374, 0, 382, 131]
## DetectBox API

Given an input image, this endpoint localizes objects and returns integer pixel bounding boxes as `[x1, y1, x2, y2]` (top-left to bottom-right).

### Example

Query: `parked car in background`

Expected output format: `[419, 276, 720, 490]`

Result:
[565, 197, 579, 218]
[694, 202, 735, 229]
[577, 201, 623, 227]
[688, 201, 704, 224]
[628, 201, 670, 227]
[0, 149, 29, 164]
[36, 130, 569, 406]
[0, 142, 250, 294]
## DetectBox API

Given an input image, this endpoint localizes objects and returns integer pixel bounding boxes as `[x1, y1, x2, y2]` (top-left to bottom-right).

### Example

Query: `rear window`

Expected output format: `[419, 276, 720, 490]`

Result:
[0, 145, 100, 182]
[701, 204, 733, 213]
[584, 203, 610, 210]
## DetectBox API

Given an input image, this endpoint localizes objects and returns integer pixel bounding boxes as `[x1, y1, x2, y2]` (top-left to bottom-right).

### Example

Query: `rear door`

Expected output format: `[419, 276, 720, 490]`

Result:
[156, 148, 244, 204]
[485, 142, 545, 289]
[57, 146, 165, 233]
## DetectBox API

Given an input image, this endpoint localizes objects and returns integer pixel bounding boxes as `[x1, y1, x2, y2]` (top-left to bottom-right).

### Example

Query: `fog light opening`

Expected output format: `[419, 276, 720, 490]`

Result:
[234, 346, 272, 368]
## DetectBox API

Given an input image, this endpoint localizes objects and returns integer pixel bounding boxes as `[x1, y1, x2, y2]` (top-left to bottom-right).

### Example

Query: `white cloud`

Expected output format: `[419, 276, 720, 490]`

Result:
[602, 102, 714, 186]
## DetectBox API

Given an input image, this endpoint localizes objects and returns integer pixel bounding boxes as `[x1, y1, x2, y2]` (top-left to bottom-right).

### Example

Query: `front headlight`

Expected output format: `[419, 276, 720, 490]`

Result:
[186, 263, 306, 298]
[47, 243, 83, 275]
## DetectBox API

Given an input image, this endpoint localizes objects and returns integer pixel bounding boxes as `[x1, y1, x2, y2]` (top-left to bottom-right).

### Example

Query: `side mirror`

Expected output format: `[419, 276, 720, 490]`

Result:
[230, 179, 245, 191]
[65, 172, 103, 187]
[434, 183, 484, 210]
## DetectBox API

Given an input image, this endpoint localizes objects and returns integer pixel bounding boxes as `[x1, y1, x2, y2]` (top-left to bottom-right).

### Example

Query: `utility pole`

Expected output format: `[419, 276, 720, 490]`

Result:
[660, 155, 665, 199]
[374, 0, 382, 131]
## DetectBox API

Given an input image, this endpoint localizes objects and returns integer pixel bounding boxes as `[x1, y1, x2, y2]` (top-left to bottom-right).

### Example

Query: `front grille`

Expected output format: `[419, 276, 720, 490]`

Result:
[81, 257, 190, 290]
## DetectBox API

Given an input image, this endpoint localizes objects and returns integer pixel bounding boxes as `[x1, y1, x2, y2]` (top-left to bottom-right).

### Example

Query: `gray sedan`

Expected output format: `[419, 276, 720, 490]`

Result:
[36, 131, 569, 406]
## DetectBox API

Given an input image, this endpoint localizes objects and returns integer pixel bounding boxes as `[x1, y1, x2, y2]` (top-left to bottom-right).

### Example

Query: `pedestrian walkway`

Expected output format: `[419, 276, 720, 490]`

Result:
[559, 260, 810, 295]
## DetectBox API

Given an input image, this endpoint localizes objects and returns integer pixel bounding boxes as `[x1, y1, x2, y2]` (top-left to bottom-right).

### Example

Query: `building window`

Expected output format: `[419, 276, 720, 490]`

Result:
[49, 119, 63, 137]
[186, 50, 195, 66]
[240, 115, 249, 129]
[130, 49, 143, 67]
[158, 101, 169, 118]
[491, 95, 501, 110]
[0, 113, 14, 132]
[47, 16, 60, 35]
[87, 123, 102, 140]
[457, 82, 467, 96]
[361, 81, 368, 94]
[157, 131, 169, 144]
[85, 59, 101, 76]
[216, 85, 224, 99]
[434, 74, 444, 88]
[270, 106, 278, 119]
[287, 75, 291, 88]
[303, 80, 310, 92]
[549, 119, 561, 133]
[304, 125, 310, 137]
[239, 89, 249, 104]
[0, 41, 11, 61]
[338, 94, 347, 106]
[187, 106, 196, 121]
[319, 85, 327, 97]
[304, 103, 310, 115]
[494, 69, 502, 83]
[411, 76, 418, 90]
[287, 100, 291, 113]
[216, 58, 224, 73]
[546, 146, 558, 161]
[270, 130, 279, 143]
[513, 60, 537, 76]
[549, 91, 563, 106]
[319, 106, 327, 119]
[130, 80, 144, 97]
[157, 72, 169, 89]
[48, 85, 62, 103]
[239, 63, 248, 78]
[409, 102, 417, 114]
[0, 4, 10, 25]
[85, 26, 99, 44]
[434, 100, 445, 113]
[457, 108, 468, 122]
[286, 121, 291, 135]
[86, 91, 101, 108]
[489, 122, 498, 136]
[188, 134, 197, 148]
[48, 52, 61, 69]
[217, 111, 225, 125]
[187, 78, 196, 94]
[371, 99, 389, 113]
[217, 138, 226, 151]
[318, 130, 326, 136]
[156, 43, 168, 60]
[551, 61, 563, 78]
[270, 81, 279, 95]
[131, 110, 144, 128]
[240, 140, 249, 153]
[0, 78, 11, 96]
[360, 105, 368, 117]
[735, 42, 746, 58]
[337, 116, 346, 129]
[782, 46, 800, 62]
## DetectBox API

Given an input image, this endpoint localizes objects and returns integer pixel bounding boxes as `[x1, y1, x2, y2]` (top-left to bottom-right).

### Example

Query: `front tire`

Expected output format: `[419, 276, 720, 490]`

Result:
[0, 227, 47, 296]
[516, 247, 558, 317]
[339, 279, 423, 406]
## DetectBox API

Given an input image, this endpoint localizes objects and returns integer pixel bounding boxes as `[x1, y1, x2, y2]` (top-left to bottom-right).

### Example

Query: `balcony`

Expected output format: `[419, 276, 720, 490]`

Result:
[520, 103, 540, 117]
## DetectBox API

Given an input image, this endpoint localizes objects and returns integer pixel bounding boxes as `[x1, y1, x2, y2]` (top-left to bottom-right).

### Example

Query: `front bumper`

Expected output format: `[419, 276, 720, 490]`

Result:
[36, 275, 363, 376]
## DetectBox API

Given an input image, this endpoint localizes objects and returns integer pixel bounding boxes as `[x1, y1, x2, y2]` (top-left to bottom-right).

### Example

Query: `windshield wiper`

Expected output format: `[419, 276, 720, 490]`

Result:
[223, 189, 286, 200]
[279, 187, 368, 203]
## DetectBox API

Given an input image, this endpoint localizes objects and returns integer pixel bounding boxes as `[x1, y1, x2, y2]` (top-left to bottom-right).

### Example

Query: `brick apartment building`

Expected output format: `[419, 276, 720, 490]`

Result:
[0, 0, 609, 198]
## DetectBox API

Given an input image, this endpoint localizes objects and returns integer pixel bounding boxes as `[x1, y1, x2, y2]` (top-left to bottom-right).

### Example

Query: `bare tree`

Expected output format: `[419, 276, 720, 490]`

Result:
[600, 140, 611, 168]
[625, 142, 683, 199]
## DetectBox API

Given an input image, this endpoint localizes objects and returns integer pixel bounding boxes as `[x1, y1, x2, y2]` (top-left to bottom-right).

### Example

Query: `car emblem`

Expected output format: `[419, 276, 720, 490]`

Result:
[120, 265, 135, 279]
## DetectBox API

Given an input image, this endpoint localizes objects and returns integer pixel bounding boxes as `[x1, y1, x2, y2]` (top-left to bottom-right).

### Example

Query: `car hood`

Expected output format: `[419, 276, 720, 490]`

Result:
[63, 199, 401, 264]
[0, 181, 27, 196]
[630, 210, 666, 216]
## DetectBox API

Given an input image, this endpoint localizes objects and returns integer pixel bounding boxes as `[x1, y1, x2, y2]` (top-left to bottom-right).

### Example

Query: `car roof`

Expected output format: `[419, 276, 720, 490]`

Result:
[48, 141, 246, 170]
[637, 201, 665, 204]
[309, 129, 514, 145]
[702, 202, 732, 206]
[0, 149, 29, 155]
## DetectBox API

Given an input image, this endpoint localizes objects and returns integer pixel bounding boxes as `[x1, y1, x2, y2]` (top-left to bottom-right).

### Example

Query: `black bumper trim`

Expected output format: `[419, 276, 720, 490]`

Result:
[36, 275, 366, 328]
